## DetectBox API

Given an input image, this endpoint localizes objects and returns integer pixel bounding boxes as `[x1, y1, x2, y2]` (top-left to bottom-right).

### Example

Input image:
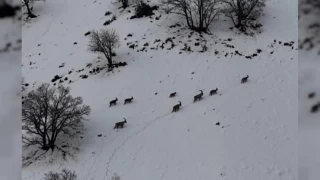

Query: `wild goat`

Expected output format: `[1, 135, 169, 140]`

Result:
[172, 101, 182, 112]
[113, 118, 127, 129]
[193, 90, 203, 102]
[169, 92, 176, 98]
[209, 88, 218, 96]
[109, 97, 118, 107]
[241, 75, 249, 84]
[124, 97, 133, 104]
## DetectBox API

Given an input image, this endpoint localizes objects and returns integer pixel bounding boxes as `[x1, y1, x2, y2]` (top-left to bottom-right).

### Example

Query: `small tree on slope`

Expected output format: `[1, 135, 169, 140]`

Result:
[161, 0, 221, 33]
[221, 0, 266, 31]
[22, 83, 91, 151]
[88, 29, 120, 67]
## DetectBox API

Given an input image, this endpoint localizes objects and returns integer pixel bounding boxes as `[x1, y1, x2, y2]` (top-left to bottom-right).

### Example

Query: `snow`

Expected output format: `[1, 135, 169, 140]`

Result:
[22, 0, 298, 179]
[298, 1, 320, 180]
[0, 1, 22, 180]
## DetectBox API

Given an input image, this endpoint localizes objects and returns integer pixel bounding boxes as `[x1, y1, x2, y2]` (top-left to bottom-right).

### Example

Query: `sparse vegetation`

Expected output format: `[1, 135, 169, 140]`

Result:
[105, 11, 112, 16]
[200, 43, 208, 52]
[161, 0, 221, 33]
[221, 0, 266, 32]
[301, 0, 320, 8]
[134, 0, 156, 18]
[44, 168, 77, 180]
[299, 0, 320, 115]
[112, 15, 117, 21]
[88, 29, 120, 67]
[299, 0, 320, 54]
[118, 0, 129, 9]
[22, 77, 26, 92]
[111, 173, 121, 180]
[22, 83, 91, 151]
[22, 0, 37, 18]
[299, 0, 320, 51]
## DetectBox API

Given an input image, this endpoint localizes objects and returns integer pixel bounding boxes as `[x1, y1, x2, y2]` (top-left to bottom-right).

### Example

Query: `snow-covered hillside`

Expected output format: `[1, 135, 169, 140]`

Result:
[298, 1, 320, 179]
[0, 1, 22, 180]
[22, 0, 298, 179]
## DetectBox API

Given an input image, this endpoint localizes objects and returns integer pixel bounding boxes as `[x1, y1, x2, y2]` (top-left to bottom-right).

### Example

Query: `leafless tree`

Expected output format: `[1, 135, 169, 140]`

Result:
[221, 0, 266, 31]
[88, 29, 120, 67]
[22, 83, 91, 151]
[44, 168, 77, 180]
[161, 0, 221, 33]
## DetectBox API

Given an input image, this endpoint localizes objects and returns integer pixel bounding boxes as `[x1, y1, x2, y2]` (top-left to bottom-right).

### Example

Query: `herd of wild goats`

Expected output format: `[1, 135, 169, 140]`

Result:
[112, 75, 250, 129]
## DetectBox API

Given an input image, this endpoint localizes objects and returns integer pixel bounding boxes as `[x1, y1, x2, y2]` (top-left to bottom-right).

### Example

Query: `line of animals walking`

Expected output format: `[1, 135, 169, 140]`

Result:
[112, 75, 249, 129]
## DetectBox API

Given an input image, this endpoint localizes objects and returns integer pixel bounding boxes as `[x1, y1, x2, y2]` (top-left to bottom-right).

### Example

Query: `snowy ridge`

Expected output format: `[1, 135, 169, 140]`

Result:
[22, 0, 297, 179]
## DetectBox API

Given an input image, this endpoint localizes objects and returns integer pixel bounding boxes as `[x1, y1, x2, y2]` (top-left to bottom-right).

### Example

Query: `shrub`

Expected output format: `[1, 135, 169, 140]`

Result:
[118, 0, 129, 9]
[135, 1, 154, 18]
[44, 168, 77, 180]
[221, 0, 266, 32]
[161, 0, 221, 33]
[111, 173, 120, 180]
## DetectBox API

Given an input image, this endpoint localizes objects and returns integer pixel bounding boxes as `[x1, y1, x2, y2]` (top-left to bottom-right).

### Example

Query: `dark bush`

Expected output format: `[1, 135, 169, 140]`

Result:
[84, 31, 91, 36]
[44, 168, 77, 180]
[105, 11, 112, 16]
[118, 0, 129, 9]
[152, 5, 159, 10]
[0, 2, 16, 18]
[134, 1, 154, 18]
